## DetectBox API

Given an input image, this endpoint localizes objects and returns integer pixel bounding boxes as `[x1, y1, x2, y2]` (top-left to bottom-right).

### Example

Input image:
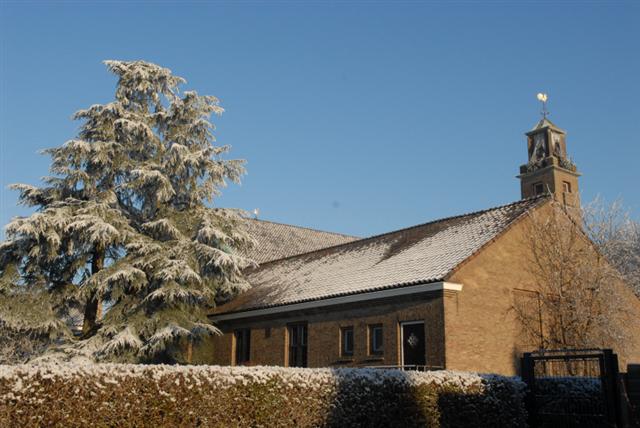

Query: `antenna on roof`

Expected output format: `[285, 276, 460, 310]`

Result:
[537, 92, 549, 118]
[253, 208, 260, 219]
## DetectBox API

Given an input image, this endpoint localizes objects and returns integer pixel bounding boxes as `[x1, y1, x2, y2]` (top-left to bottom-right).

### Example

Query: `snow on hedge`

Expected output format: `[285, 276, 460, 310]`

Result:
[0, 364, 528, 427]
[0, 363, 516, 393]
[534, 376, 601, 397]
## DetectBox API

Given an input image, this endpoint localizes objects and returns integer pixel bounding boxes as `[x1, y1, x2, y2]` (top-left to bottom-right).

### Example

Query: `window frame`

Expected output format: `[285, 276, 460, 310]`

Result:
[533, 182, 545, 195]
[340, 326, 354, 357]
[234, 328, 251, 365]
[287, 322, 308, 367]
[368, 324, 384, 356]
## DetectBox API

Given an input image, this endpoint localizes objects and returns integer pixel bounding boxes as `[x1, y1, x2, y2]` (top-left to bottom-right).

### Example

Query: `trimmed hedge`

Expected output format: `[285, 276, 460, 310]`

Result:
[0, 364, 527, 427]
[535, 376, 600, 398]
[533, 377, 603, 425]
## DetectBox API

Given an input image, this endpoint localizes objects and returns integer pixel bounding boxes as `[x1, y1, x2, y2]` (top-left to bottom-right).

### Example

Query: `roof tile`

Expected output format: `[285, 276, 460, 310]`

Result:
[241, 219, 358, 264]
[217, 196, 548, 315]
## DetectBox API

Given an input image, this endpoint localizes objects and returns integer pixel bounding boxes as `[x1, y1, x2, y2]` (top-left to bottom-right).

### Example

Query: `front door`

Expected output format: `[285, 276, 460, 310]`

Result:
[288, 323, 308, 367]
[401, 322, 426, 367]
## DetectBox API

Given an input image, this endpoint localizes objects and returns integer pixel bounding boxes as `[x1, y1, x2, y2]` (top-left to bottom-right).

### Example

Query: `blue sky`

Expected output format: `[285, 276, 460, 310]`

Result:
[1, 1, 639, 238]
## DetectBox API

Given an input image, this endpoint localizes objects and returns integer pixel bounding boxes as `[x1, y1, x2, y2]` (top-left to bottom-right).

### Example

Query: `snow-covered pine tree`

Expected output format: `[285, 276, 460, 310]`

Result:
[0, 60, 255, 362]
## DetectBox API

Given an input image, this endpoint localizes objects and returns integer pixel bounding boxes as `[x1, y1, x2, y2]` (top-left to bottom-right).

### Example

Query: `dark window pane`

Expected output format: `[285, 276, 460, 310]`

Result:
[341, 327, 354, 356]
[288, 323, 308, 367]
[374, 328, 383, 351]
[235, 329, 251, 365]
[369, 325, 383, 355]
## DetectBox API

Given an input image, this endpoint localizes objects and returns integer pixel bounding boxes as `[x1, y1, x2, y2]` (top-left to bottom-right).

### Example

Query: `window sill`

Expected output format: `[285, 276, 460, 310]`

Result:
[334, 358, 355, 364]
[364, 356, 384, 362]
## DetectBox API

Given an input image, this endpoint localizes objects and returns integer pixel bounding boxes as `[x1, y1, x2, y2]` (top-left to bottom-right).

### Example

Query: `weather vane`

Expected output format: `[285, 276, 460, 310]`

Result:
[537, 93, 549, 118]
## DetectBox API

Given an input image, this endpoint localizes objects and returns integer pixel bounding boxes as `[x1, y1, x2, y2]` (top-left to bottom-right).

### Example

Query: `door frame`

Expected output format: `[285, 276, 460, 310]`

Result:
[286, 322, 308, 367]
[399, 320, 425, 367]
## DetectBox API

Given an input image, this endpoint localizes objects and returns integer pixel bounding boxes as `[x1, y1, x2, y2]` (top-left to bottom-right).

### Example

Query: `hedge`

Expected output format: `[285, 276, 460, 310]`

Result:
[533, 377, 604, 425]
[0, 364, 527, 427]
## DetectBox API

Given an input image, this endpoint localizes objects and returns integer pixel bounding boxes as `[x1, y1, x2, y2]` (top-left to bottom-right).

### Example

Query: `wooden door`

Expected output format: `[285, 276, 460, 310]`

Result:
[401, 322, 425, 367]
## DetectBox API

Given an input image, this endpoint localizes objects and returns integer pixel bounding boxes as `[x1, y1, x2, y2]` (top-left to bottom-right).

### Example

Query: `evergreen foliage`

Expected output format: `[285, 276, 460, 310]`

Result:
[0, 60, 254, 362]
[0, 365, 528, 428]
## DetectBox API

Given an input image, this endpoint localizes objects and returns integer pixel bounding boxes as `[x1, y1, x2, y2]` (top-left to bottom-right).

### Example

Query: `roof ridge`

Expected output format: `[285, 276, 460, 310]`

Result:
[247, 217, 358, 239]
[355, 194, 550, 242]
[254, 195, 550, 268]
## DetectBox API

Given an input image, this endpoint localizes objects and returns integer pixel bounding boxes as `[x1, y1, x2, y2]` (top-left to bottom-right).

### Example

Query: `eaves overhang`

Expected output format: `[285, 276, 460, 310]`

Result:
[209, 281, 463, 322]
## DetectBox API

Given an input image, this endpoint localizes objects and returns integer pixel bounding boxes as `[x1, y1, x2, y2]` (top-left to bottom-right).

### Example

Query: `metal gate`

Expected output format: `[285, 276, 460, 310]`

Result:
[521, 349, 620, 427]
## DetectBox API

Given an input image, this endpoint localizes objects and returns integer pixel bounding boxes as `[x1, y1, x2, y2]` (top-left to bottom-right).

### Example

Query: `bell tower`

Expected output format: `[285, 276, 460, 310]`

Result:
[517, 94, 580, 210]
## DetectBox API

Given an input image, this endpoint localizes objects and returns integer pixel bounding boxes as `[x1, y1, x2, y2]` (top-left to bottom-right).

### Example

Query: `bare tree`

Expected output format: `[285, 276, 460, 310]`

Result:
[583, 197, 640, 298]
[513, 201, 632, 354]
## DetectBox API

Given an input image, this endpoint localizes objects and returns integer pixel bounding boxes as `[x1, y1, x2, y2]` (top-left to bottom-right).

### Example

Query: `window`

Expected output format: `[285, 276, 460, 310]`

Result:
[563, 181, 572, 193]
[234, 329, 251, 365]
[369, 324, 384, 355]
[341, 326, 354, 357]
[288, 323, 308, 367]
[533, 182, 545, 195]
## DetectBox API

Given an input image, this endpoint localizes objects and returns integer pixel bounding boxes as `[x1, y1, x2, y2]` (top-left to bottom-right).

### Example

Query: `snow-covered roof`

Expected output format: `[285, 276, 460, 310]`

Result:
[241, 219, 358, 264]
[214, 196, 548, 316]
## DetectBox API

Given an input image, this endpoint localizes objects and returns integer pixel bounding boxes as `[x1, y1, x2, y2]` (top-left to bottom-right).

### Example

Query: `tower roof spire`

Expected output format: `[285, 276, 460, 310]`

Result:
[529, 93, 565, 134]
[529, 117, 564, 134]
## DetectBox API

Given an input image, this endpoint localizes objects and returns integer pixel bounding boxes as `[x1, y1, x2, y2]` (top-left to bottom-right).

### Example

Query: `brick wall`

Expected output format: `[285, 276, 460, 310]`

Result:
[445, 202, 640, 375]
[197, 293, 445, 368]
[444, 209, 534, 375]
[193, 202, 640, 375]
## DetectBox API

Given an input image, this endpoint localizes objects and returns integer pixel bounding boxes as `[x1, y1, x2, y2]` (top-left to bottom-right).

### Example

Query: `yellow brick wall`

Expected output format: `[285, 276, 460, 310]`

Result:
[445, 202, 640, 375]
[193, 202, 640, 375]
[198, 293, 445, 368]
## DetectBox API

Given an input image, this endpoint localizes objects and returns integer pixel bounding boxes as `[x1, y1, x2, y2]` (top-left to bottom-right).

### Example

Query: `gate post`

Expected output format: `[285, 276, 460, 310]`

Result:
[521, 352, 537, 427]
[601, 349, 621, 427]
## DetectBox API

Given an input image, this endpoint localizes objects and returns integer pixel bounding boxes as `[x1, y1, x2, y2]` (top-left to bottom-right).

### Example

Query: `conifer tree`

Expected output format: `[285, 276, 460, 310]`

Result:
[0, 61, 254, 362]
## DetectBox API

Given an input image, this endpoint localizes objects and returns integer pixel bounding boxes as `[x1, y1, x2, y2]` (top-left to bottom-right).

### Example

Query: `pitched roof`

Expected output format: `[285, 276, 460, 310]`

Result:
[241, 218, 358, 264]
[215, 196, 549, 316]
[529, 117, 565, 133]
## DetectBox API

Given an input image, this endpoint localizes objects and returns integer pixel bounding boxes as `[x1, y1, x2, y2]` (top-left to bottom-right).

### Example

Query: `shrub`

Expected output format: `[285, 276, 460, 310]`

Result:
[534, 376, 601, 398]
[0, 364, 527, 427]
[531, 377, 604, 424]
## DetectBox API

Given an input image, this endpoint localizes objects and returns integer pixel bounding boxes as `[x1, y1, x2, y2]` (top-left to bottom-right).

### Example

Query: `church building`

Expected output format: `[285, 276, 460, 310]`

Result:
[194, 114, 640, 375]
